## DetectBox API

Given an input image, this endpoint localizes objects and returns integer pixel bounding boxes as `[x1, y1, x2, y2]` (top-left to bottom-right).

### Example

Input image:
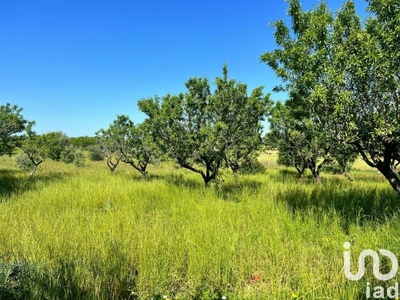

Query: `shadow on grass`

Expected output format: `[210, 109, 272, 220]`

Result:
[269, 169, 316, 185]
[159, 173, 263, 202]
[276, 184, 400, 233]
[164, 173, 204, 189]
[0, 258, 138, 300]
[214, 179, 263, 202]
[0, 170, 66, 202]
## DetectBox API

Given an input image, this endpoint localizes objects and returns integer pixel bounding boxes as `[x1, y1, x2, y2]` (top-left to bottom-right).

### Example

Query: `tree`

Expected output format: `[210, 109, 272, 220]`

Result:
[138, 65, 271, 186]
[42, 131, 71, 161]
[18, 125, 47, 175]
[96, 126, 121, 173]
[97, 116, 159, 179]
[87, 144, 105, 161]
[266, 101, 331, 183]
[0, 103, 30, 156]
[262, 0, 400, 194]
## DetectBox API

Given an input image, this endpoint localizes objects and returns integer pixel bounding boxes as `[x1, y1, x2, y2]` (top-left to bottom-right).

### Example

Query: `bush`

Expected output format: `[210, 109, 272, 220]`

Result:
[73, 150, 85, 167]
[61, 146, 85, 167]
[60, 146, 75, 164]
[87, 145, 104, 161]
[14, 154, 33, 172]
[239, 158, 266, 174]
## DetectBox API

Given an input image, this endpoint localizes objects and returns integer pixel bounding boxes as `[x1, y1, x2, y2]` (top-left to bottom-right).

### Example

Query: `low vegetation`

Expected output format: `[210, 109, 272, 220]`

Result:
[0, 153, 399, 299]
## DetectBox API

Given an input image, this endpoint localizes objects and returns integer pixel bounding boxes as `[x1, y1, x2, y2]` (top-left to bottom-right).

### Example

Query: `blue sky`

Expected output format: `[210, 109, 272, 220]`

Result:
[0, 0, 368, 137]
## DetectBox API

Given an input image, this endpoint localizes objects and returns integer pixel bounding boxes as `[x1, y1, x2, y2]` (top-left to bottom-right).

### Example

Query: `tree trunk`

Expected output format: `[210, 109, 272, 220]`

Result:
[341, 164, 353, 181]
[140, 169, 147, 181]
[204, 177, 212, 187]
[377, 165, 400, 195]
[295, 164, 305, 179]
[308, 161, 322, 185]
[310, 168, 322, 185]
[107, 157, 120, 173]
[229, 160, 240, 173]
[30, 165, 37, 176]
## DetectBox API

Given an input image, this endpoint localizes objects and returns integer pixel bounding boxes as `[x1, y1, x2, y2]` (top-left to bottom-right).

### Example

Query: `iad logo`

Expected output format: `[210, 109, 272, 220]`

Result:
[343, 242, 399, 299]
[343, 242, 398, 281]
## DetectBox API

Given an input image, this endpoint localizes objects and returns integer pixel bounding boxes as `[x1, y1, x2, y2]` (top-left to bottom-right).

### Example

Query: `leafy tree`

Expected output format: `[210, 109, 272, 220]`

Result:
[266, 101, 331, 183]
[138, 65, 270, 186]
[97, 116, 159, 179]
[18, 126, 47, 175]
[41, 131, 71, 161]
[0, 103, 30, 156]
[213, 71, 271, 173]
[96, 127, 121, 173]
[262, 0, 400, 194]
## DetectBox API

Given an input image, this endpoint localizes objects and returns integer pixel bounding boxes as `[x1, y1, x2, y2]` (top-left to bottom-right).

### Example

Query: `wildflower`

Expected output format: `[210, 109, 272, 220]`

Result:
[292, 292, 298, 299]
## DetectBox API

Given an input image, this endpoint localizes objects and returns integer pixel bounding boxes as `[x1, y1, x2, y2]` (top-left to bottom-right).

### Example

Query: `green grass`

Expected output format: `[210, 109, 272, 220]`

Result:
[0, 154, 400, 299]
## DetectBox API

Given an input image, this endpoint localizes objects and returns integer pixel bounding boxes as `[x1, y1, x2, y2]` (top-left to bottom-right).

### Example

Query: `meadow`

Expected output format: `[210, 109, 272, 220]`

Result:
[1, 153, 400, 299]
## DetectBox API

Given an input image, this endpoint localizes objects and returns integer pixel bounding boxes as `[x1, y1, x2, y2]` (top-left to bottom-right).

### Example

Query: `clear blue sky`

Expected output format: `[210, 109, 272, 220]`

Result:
[0, 0, 368, 137]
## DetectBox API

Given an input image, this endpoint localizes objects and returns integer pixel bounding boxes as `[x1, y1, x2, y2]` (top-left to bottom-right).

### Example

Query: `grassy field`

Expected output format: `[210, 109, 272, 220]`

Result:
[1, 153, 400, 299]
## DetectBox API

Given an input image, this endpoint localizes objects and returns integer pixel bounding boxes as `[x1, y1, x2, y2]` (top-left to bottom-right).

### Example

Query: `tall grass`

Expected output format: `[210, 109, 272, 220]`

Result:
[0, 154, 399, 299]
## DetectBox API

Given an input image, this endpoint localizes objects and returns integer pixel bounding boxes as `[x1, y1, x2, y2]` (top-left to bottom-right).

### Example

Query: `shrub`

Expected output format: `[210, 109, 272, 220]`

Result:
[87, 145, 104, 161]
[14, 153, 33, 172]
[239, 158, 266, 174]
[60, 146, 75, 164]
[73, 150, 85, 167]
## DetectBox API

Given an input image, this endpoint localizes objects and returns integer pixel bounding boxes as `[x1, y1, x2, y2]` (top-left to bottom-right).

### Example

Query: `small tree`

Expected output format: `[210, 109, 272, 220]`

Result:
[266, 101, 331, 183]
[138, 65, 271, 186]
[97, 116, 159, 179]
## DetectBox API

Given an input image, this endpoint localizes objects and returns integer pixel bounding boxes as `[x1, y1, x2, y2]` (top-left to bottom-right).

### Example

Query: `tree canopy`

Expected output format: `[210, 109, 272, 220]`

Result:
[262, 0, 400, 194]
[138, 65, 271, 186]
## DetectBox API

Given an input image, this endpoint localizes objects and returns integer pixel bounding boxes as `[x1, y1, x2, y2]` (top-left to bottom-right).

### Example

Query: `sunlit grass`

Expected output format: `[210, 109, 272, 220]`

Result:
[0, 154, 399, 299]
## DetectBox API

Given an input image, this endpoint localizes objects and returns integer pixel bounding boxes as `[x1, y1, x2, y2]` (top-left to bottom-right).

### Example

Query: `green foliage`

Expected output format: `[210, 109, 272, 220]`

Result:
[262, 0, 400, 190]
[0, 103, 30, 156]
[96, 116, 159, 177]
[42, 131, 71, 161]
[238, 157, 266, 174]
[14, 153, 34, 172]
[60, 145, 76, 164]
[70, 136, 97, 149]
[60, 145, 85, 167]
[138, 64, 271, 185]
[87, 144, 104, 161]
